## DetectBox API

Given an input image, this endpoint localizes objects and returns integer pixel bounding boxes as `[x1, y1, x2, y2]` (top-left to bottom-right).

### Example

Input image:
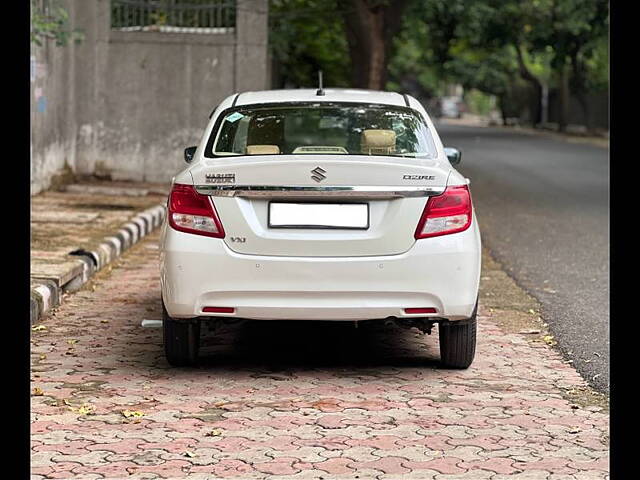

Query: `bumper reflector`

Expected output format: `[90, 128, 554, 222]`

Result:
[404, 307, 437, 314]
[202, 307, 235, 314]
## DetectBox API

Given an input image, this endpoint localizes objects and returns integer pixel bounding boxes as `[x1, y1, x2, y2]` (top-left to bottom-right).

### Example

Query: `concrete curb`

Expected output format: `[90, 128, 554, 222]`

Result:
[30, 204, 166, 324]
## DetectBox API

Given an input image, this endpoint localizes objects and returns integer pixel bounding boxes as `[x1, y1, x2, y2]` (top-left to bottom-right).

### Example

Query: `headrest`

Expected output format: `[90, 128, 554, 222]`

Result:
[246, 145, 280, 155]
[361, 129, 396, 154]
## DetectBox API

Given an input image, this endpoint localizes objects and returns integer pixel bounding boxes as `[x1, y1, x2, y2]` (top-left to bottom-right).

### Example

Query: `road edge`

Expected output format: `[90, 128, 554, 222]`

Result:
[437, 118, 609, 149]
[480, 244, 609, 409]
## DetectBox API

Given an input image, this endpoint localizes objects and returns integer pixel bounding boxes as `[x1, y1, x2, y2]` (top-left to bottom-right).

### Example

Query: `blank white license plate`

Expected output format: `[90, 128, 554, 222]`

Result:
[269, 203, 369, 229]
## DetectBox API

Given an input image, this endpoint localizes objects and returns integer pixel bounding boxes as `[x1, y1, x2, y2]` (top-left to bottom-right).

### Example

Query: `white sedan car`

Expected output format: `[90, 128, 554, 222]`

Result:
[160, 89, 481, 368]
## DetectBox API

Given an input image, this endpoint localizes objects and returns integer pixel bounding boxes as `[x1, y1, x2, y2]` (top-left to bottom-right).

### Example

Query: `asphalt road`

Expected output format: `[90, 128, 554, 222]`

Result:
[437, 122, 609, 393]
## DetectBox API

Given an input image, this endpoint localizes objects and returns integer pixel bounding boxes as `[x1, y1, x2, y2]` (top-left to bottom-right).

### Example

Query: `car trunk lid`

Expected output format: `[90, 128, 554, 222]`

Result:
[190, 155, 450, 257]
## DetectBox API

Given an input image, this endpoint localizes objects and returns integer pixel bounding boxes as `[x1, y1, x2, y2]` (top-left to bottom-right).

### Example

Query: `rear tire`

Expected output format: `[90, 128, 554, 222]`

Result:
[439, 303, 477, 369]
[162, 302, 200, 366]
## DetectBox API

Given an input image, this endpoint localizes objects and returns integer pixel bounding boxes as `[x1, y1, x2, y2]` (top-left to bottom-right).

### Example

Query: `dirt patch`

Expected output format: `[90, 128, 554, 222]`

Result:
[49, 165, 77, 191]
[557, 385, 609, 412]
[181, 408, 227, 423]
[70, 203, 137, 211]
[31, 186, 164, 255]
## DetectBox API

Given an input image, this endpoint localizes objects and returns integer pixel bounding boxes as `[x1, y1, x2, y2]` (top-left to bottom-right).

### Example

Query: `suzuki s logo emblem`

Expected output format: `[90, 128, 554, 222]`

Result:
[311, 166, 326, 182]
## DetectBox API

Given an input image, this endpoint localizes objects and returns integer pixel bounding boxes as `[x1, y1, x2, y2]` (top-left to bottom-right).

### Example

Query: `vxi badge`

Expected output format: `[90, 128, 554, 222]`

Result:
[403, 174, 435, 180]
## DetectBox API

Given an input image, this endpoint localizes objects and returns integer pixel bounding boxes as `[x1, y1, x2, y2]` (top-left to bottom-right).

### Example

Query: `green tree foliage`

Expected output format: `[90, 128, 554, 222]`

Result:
[269, 0, 350, 88]
[268, 0, 608, 128]
[526, 0, 609, 129]
[31, 0, 84, 47]
[386, 10, 445, 98]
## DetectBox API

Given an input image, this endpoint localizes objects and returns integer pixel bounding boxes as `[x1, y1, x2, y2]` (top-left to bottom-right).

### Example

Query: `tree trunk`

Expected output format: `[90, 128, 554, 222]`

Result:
[498, 94, 508, 126]
[557, 63, 570, 133]
[339, 0, 410, 89]
[569, 49, 592, 134]
[575, 92, 592, 134]
[514, 44, 543, 126]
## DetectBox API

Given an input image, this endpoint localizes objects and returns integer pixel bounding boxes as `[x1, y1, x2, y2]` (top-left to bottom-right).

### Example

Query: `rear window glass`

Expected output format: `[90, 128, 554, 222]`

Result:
[207, 103, 437, 158]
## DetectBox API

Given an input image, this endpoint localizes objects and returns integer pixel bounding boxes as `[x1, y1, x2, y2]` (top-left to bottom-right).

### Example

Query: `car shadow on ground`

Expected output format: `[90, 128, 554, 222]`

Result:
[191, 319, 442, 371]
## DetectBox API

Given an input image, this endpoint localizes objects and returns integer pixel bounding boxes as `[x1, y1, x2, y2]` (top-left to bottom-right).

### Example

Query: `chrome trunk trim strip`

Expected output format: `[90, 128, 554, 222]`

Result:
[194, 185, 446, 198]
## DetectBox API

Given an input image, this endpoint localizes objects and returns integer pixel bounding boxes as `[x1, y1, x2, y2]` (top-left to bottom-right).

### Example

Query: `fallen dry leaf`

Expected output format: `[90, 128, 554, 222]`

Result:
[32, 387, 44, 396]
[32, 325, 47, 332]
[543, 335, 556, 345]
[205, 429, 224, 437]
[183, 451, 197, 458]
[122, 410, 145, 419]
[76, 404, 96, 415]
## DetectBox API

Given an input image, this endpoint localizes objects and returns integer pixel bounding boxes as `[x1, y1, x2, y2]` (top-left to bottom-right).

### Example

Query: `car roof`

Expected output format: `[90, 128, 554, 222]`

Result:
[234, 89, 410, 108]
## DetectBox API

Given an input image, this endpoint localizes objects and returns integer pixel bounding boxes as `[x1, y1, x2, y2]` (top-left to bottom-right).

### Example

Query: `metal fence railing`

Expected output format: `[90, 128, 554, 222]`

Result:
[111, 0, 236, 34]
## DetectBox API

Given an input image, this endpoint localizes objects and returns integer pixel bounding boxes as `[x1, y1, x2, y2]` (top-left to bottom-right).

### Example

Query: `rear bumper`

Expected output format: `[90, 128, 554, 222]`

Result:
[160, 217, 481, 321]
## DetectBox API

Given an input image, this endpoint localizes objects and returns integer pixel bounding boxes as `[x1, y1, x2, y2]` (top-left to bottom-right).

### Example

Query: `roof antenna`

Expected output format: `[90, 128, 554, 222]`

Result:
[316, 70, 325, 96]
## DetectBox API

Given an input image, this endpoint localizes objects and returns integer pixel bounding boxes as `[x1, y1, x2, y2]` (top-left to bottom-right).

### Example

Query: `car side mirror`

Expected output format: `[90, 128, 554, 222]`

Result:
[444, 147, 462, 166]
[184, 146, 197, 164]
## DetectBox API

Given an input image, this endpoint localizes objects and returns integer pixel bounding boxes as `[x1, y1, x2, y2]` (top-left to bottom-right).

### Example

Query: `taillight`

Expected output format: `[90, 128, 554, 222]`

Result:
[168, 184, 225, 238]
[415, 185, 472, 239]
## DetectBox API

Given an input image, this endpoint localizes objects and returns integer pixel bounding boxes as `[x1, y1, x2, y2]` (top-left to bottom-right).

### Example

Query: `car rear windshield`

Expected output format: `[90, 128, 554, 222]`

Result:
[207, 103, 437, 158]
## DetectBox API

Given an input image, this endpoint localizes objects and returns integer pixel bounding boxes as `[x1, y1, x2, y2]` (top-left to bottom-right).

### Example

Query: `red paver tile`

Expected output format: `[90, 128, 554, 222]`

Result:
[311, 457, 356, 474]
[404, 457, 466, 474]
[254, 457, 303, 475]
[355, 456, 411, 474]
[458, 457, 521, 474]
[189, 459, 254, 477]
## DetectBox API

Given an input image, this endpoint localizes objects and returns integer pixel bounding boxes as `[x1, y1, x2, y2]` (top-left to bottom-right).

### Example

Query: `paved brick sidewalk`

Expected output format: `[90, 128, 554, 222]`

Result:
[31, 232, 609, 479]
[30, 180, 168, 323]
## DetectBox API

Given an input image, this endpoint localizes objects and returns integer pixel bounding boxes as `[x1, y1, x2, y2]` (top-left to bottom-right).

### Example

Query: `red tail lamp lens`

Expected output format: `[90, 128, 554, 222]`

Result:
[415, 185, 472, 239]
[168, 184, 225, 238]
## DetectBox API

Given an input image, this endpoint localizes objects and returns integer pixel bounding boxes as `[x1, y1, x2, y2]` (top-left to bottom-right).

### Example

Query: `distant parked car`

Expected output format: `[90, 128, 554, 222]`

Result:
[160, 88, 481, 368]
